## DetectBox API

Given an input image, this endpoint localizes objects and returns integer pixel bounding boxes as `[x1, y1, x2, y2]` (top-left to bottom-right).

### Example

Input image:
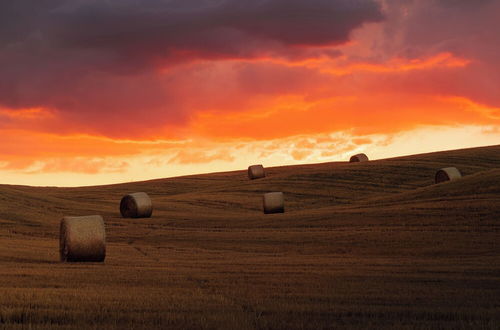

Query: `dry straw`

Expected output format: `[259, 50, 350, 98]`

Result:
[435, 167, 462, 184]
[263, 192, 284, 214]
[120, 192, 153, 218]
[248, 164, 266, 180]
[349, 153, 369, 163]
[60, 215, 106, 262]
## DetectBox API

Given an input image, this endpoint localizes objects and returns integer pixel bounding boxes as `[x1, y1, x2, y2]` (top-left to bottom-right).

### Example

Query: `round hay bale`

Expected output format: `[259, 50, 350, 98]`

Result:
[263, 192, 284, 214]
[435, 167, 462, 184]
[120, 192, 153, 218]
[349, 153, 369, 162]
[248, 164, 266, 180]
[60, 215, 106, 262]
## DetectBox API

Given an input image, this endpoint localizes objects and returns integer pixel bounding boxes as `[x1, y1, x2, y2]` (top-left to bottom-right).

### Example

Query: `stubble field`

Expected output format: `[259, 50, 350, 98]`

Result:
[0, 145, 499, 329]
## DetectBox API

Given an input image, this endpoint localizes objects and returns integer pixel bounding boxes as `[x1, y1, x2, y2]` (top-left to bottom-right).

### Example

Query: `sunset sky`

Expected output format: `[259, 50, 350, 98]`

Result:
[1, 0, 499, 186]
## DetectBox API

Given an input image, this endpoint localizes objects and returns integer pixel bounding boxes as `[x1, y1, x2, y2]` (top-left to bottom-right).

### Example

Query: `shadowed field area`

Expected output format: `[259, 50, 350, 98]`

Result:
[0, 145, 499, 329]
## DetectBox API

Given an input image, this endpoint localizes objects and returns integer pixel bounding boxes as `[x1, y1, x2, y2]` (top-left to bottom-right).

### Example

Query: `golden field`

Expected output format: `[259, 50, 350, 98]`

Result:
[0, 145, 499, 329]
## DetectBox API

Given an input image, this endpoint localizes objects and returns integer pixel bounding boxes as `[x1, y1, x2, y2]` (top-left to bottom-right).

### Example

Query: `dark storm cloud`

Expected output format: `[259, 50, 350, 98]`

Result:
[51, 0, 383, 57]
[0, 0, 383, 133]
[0, 1, 63, 45]
[376, 0, 500, 107]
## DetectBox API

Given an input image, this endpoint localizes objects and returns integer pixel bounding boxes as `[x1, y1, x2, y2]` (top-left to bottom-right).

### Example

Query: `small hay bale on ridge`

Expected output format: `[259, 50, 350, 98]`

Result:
[349, 153, 369, 163]
[435, 167, 462, 184]
[248, 164, 266, 180]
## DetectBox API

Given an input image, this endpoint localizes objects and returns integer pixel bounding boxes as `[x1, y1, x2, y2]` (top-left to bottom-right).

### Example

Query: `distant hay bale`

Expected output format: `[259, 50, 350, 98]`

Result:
[435, 167, 462, 184]
[349, 153, 369, 163]
[263, 192, 284, 214]
[120, 192, 153, 218]
[248, 164, 266, 180]
[60, 215, 106, 262]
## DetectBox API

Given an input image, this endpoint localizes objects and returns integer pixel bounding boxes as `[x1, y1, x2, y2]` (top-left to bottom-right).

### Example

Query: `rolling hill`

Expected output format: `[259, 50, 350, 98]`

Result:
[0, 145, 499, 329]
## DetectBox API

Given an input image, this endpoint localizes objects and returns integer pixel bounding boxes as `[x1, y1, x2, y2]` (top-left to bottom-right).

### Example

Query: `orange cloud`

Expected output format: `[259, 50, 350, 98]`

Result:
[290, 149, 313, 161]
[21, 159, 129, 175]
[0, 129, 187, 172]
[352, 138, 372, 145]
[168, 149, 235, 165]
[0, 107, 55, 120]
[0, 46, 497, 181]
[188, 93, 498, 140]
[260, 51, 470, 75]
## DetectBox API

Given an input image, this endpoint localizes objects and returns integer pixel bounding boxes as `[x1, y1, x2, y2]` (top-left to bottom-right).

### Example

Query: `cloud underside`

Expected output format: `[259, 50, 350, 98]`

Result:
[0, 0, 499, 175]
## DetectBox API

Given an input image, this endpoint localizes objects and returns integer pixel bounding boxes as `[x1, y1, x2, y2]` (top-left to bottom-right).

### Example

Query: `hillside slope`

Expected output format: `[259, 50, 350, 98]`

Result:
[0, 145, 499, 329]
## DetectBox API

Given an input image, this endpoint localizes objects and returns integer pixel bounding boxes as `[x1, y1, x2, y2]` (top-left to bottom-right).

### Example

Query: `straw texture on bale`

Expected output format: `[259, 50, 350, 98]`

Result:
[263, 192, 284, 214]
[349, 153, 369, 163]
[248, 164, 266, 180]
[435, 167, 462, 184]
[60, 215, 106, 262]
[120, 192, 153, 218]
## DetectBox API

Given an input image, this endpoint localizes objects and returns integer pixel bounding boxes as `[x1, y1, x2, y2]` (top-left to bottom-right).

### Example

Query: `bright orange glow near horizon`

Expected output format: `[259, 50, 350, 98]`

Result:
[0, 1, 499, 186]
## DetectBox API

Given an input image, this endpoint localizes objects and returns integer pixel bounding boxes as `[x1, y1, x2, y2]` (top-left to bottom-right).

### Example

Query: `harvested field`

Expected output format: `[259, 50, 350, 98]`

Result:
[0, 145, 499, 329]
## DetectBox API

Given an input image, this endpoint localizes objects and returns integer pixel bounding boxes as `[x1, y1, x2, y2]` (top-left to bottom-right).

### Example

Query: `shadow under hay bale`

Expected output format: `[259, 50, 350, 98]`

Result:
[120, 192, 153, 218]
[349, 153, 369, 163]
[435, 167, 462, 184]
[263, 192, 284, 214]
[60, 215, 106, 262]
[248, 164, 266, 180]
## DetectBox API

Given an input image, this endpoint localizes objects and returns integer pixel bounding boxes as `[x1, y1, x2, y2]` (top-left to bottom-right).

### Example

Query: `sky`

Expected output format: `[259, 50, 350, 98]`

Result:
[1, 0, 499, 186]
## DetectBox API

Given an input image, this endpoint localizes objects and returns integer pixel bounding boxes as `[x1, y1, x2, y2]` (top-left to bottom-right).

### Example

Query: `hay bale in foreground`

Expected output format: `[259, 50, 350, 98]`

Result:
[120, 192, 153, 218]
[349, 153, 369, 162]
[263, 192, 284, 214]
[435, 167, 462, 184]
[248, 164, 266, 180]
[60, 215, 106, 262]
